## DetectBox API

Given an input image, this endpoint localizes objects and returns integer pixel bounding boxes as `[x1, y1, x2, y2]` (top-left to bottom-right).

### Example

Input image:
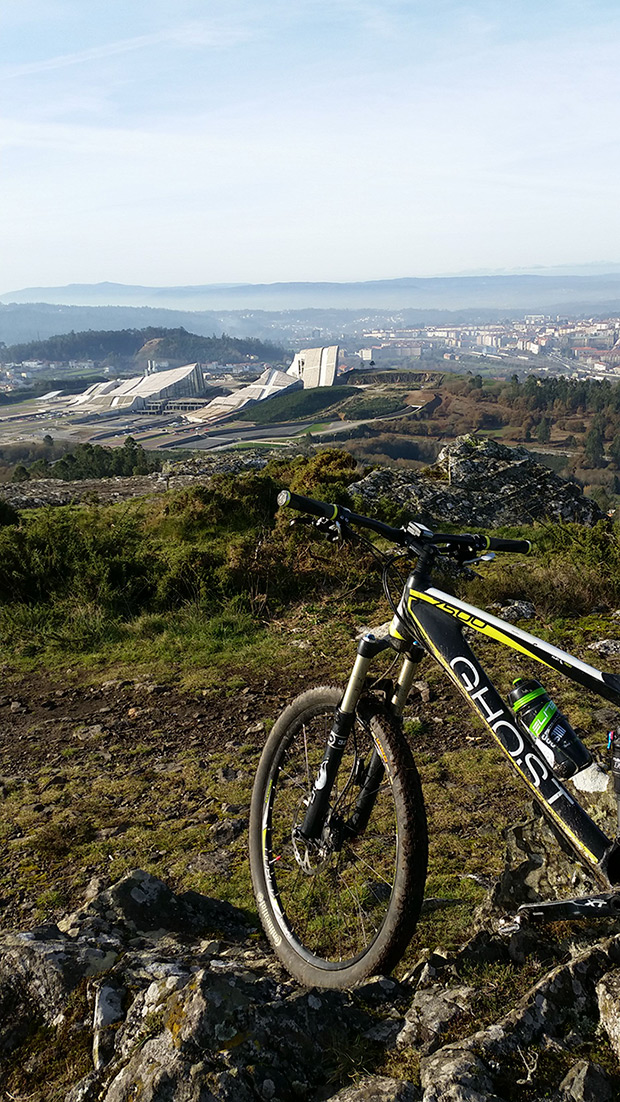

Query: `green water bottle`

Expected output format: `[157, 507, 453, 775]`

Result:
[507, 678, 592, 779]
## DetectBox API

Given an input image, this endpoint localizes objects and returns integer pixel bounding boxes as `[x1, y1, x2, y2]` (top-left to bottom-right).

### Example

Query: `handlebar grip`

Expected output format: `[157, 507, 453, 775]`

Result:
[483, 535, 532, 554]
[277, 489, 342, 521]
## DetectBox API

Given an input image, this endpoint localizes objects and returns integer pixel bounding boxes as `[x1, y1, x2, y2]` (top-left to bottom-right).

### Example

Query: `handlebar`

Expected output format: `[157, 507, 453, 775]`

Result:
[277, 489, 411, 544]
[479, 535, 532, 555]
[277, 489, 532, 556]
[277, 490, 341, 521]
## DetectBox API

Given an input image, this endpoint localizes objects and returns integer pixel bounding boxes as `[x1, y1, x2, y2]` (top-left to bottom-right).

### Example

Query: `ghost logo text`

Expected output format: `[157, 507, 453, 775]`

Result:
[449, 655, 574, 809]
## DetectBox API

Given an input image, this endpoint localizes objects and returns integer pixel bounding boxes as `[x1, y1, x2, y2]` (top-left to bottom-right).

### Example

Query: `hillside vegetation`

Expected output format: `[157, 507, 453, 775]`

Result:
[1, 447, 620, 673]
[2, 436, 162, 485]
[1, 326, 290, 368]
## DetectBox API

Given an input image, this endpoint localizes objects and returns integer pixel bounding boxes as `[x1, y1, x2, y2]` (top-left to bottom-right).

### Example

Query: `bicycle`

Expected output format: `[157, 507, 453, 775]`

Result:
[248, 489, 620, 989]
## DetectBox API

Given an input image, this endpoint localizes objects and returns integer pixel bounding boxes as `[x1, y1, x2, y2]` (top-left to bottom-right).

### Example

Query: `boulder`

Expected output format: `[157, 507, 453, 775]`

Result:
[329, 1079, 420, 1101]
[349, 436, 604, 527]
[596, 968, 620, 1061]
[396, 984, 475, 1052]
[420, 937, 620, 1102]
[552, 1058, 617, 1101]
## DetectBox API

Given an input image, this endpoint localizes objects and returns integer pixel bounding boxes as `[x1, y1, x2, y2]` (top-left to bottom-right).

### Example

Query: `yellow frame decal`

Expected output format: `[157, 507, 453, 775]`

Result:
[408, 589, 554, 668]
[406, 591, 598, 865]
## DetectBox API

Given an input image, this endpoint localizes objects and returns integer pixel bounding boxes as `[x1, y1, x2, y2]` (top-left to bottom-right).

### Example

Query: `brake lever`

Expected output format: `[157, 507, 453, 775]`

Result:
[462, 551, 496, 567]
[314, 517, 344, 542]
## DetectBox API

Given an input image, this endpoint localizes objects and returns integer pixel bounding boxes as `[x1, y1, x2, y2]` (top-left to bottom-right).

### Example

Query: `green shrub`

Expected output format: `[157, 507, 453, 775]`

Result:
[155, 473, 278, 536]
[465, 520, 620, 618]
[0, 498, 19, 526]
[0, 506, 154, 610]
[287, 448, 360, 505]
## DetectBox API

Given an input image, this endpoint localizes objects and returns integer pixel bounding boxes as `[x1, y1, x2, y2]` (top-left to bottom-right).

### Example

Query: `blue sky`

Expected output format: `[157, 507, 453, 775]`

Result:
[1, 0, 619, 290]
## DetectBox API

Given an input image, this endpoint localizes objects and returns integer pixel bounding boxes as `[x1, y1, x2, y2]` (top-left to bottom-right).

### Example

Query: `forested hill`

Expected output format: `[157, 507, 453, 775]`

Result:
[0, 327, 291, 367]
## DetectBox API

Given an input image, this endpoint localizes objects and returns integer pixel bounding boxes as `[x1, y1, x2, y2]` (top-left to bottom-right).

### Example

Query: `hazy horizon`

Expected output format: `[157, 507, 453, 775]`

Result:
[4, 261, 620, 301]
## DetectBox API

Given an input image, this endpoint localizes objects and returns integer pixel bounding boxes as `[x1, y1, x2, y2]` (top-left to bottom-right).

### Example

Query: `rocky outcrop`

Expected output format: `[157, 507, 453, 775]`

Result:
[0, 438, 603, 531]
[3, 857, 620, 1102]
[419, 939, 620, 1102]
[349, 436, 604, 527]
[0, 869, 418, 1102]
[0, 452, 269, 510]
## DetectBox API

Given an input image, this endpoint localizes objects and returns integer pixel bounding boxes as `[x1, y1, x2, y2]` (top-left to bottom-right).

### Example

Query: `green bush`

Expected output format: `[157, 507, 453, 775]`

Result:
[155, 473, 278, 536]
[0, 506, 154, 611]
[0, 498, 19, 526]
[465, 520, 620, 618]
[287, 448, 360, 505]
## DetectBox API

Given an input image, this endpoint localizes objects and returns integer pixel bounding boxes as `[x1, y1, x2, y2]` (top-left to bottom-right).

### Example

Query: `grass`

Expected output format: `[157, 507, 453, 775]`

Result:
[236, 386, 355, 424]
[0, 737, 257, 922]
[1, 981, 93, 1102]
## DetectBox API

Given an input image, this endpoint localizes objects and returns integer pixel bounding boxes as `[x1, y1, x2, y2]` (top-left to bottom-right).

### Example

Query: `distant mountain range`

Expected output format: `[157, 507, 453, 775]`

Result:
[2, 271, 620, 347]
[3, 272, 620, 312]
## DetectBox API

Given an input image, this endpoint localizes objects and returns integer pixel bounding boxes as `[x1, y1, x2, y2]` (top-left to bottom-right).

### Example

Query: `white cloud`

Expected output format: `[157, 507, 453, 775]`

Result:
[0, 19, 253, 80]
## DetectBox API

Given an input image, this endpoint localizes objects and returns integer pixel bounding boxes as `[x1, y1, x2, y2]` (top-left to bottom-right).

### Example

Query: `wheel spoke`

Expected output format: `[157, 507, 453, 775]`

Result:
[250, 688, 428, 986]
[265, 710, 399, 961]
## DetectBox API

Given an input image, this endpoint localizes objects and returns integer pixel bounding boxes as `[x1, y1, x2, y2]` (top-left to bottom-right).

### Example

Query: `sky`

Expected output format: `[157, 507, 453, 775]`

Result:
[1, 0, 620, 291]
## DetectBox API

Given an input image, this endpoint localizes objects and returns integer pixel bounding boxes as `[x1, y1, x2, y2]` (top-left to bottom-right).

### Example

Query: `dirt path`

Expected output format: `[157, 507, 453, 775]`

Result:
[0, 668, 303, 930]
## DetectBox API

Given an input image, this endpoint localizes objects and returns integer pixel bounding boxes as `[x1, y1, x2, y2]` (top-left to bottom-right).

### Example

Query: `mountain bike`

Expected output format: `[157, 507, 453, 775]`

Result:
[248, 490, 620, 989]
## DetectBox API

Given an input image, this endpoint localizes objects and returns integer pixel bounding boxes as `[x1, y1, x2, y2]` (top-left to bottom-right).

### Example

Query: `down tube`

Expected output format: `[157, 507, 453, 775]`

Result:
[411, 600, 612, 870]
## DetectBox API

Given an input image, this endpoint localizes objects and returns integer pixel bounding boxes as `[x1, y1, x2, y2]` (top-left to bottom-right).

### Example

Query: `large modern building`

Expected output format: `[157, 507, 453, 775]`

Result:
[72, 363, 205, 413]
[287, 346, 338, 388]
[187, 368, 302, 423]
[69, 346, 340, 423]
[186, 346, 340, 423]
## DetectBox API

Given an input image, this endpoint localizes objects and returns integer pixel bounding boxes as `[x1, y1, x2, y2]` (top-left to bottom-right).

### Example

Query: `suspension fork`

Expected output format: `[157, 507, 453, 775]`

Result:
[390, 653, 421, 718]
[347, 652, 423, 835]
[299, 639, 422, 841]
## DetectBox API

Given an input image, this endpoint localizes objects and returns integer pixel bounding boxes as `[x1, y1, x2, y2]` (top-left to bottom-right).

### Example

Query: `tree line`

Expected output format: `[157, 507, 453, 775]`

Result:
[9, 437, 162, 483]
[1, 327, 291, 367]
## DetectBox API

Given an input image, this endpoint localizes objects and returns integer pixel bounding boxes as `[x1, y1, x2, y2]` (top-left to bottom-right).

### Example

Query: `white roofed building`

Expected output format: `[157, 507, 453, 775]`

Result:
[187, 368, 301, 423]
[72, 363, 205, 413]
[69, 347, 342, 426]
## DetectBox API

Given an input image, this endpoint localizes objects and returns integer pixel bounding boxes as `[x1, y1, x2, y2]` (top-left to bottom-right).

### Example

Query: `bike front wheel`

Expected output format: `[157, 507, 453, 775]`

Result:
[249, 686, 428, 988]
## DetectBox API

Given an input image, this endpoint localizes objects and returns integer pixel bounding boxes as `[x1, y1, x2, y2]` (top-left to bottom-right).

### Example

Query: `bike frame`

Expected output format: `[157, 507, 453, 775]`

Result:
[327, 564, 620, 889]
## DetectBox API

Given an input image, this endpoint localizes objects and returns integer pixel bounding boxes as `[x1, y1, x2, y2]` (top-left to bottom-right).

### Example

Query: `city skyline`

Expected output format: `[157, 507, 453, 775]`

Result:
[2, 0, 620, 291]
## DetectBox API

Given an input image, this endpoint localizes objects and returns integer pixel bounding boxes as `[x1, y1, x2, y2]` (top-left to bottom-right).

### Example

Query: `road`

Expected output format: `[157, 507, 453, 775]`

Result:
[159, 405, 420, 450]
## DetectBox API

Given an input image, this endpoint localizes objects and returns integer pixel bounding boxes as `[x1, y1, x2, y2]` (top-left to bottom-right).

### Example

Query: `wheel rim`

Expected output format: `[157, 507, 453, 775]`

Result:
[261, 707, 400, 969]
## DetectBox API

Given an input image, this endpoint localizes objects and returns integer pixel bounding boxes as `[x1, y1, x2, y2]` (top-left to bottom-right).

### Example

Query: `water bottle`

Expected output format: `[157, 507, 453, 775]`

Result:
[507, 678, 592, 778]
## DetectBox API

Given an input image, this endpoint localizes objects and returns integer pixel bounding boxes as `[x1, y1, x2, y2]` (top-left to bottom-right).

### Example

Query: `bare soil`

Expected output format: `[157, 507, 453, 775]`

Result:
[0, 656, 528, 950]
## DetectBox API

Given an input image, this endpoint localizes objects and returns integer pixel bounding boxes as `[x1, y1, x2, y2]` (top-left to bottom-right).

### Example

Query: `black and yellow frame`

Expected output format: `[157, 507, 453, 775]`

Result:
[389, 573, 620, 885]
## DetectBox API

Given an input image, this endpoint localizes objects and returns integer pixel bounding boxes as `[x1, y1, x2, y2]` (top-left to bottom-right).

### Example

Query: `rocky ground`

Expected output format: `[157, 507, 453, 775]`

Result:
[2, 667, 620, 1101]
[0, 436, 606, 528]
[349, 437, 604, 528]
[0, 453, 271, 510]
[3, 834, 620, 1102]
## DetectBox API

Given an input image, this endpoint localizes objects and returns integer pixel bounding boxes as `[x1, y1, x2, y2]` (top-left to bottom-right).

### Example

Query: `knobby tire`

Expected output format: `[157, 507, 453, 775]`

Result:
[249, 686, 428, 988]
